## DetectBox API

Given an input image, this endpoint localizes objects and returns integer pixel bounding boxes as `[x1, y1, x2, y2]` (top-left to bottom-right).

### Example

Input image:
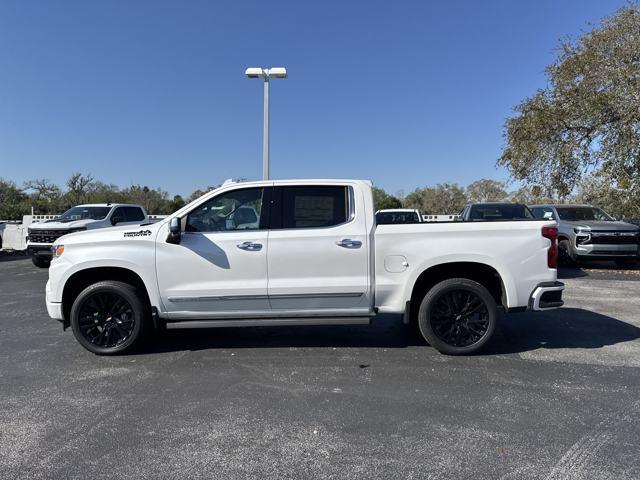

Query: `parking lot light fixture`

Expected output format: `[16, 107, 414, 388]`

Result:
[244, 67, 288, 180]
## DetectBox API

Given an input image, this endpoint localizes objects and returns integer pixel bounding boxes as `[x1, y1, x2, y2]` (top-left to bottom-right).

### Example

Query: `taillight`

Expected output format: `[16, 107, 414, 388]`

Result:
[542, 226, 558, 268]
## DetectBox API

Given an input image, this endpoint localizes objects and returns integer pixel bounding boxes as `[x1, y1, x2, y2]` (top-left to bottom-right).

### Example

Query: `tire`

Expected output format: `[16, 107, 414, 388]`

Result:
[615, 259, 638, 269]
[32, 256, 51, 268]
[70, 280, 149, 355]
[417, 278, 497, 355]
[558, 239, 578, 267]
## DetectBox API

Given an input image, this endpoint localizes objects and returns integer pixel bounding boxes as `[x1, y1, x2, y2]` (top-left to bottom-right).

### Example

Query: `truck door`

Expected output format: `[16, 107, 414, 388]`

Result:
[156, 186, 270, 318]
[267, 184, 372, 315]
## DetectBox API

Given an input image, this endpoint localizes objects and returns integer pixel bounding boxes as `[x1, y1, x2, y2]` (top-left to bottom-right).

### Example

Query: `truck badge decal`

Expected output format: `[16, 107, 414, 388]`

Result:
[124, 230, 152, 238]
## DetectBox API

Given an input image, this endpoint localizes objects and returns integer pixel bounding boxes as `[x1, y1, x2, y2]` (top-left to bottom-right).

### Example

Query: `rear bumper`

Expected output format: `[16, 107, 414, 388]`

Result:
[529, 281, 564, 311]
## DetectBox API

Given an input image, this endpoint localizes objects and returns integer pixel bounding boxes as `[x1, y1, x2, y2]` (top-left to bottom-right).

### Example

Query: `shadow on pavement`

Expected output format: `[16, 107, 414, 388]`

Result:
[558, 267, 588, 279]
[486, 307, 640, 355]
[0, 252, 29, 263]
[137, 308, 640, 356]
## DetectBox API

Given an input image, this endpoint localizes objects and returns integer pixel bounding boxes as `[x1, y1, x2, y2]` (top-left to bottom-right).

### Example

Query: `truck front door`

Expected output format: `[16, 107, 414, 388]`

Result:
[156, 187, 270, 318]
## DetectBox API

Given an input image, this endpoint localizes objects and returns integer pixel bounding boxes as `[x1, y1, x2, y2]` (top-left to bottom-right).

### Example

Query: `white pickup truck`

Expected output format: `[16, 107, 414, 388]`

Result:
[45, 179, 564, 356]
[28, 203, 148, 268]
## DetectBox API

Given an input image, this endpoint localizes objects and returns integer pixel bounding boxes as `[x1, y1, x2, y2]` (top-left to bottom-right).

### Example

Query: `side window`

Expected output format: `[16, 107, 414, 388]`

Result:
[280, 186, 348, 229]
[111, 207, 126, 225]
[186, 188, 264, 232]
[124, 207, 145, 222]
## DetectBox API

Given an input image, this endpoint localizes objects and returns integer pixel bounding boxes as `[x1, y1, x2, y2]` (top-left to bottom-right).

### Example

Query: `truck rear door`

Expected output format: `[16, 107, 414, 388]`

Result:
[266, 184, 372, 315]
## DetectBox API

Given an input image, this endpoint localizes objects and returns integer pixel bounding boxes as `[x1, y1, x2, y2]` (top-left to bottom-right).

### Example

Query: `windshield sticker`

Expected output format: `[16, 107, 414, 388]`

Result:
[124, 230, 152, 238]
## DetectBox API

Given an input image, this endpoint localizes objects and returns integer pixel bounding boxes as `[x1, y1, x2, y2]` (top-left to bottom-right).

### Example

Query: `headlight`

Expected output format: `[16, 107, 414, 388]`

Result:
[52, 244, 65, 258]
[574, 227, 589, 233]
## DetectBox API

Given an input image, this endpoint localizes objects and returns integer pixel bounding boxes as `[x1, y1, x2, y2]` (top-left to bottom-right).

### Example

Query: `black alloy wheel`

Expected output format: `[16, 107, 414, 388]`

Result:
[417, 278, 497, 355]
[77, 291, 135, 348]
[70, 280, 148, 355]
[430, 289, 490, 348]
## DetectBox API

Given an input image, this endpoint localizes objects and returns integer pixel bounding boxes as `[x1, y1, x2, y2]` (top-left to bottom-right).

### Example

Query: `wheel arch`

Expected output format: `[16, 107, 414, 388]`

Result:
[62, 267, 152, 324]
[408, 261, 506, 323]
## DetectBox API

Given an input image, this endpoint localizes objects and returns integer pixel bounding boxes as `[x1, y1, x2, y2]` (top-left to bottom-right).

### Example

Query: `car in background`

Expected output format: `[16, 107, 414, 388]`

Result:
[27, 204, 148, 268]
[375, 209, 422, 225]
[530, 204, 640, 267]
[460, 203, 535, 222]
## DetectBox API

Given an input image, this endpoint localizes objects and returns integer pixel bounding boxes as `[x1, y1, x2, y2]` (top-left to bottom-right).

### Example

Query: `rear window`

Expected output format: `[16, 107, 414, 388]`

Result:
[124, 207, 146, 222]
[376, 211, 419, 224]
[468, 204, 534, 221]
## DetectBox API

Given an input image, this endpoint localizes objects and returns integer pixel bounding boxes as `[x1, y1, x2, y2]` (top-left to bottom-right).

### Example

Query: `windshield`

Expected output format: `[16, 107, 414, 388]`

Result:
[468, 204, 534, 221]
[555, 207, 613, 221]
[56, 206, 112, 222]
[376, 211, 420, 225]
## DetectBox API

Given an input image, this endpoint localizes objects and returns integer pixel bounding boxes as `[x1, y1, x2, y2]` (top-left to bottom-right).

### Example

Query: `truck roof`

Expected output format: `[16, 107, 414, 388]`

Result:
[217, 179, 373, 188]
[529, 204, 592, 208]
[73, 203, 145, 208]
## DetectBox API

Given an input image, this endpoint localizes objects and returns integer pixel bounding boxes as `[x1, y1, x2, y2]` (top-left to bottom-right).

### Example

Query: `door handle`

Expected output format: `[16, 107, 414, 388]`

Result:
[336, 239, 362, 248]
[237, 241, 262, 251]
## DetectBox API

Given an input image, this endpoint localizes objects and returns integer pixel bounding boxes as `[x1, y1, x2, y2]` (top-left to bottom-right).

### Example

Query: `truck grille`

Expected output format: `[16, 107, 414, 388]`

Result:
[28, 230, 68, 244]
[589, 232, 639, 245]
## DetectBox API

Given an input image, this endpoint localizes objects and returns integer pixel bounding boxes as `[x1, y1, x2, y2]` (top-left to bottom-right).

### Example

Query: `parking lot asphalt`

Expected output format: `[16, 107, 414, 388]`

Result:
[1, 255, 639, 480]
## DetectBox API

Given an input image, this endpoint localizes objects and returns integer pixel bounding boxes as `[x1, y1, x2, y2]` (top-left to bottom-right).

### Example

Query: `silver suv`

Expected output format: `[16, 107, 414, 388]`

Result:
[530, 204, 640, 267]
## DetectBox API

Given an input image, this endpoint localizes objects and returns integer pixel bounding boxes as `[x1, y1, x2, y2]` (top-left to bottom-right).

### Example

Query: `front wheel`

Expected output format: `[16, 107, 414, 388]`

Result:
[558, 240, 578, 267]
[70, 280, 149, 355]
[417, 278, 497, 355]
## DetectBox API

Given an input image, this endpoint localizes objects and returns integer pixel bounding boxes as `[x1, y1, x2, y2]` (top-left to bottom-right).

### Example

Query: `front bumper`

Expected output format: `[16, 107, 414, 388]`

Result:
[45, 280, 64, 321]
[28, 243, 53, 258]
[529, 281, 564, 311]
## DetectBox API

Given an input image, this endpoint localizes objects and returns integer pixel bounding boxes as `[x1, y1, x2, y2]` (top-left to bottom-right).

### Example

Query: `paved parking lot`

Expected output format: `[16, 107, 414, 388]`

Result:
[1, 254, 639, 479]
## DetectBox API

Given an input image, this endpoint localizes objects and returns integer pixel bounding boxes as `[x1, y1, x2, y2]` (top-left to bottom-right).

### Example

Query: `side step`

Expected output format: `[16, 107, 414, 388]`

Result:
[165, 317, 371, 330]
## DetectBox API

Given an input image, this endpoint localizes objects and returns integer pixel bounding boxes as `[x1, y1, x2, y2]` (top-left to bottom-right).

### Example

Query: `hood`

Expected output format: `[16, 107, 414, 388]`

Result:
[57, 222, 165, 245]
[564, 220, 640, 232]
[29, 218, 98, 230]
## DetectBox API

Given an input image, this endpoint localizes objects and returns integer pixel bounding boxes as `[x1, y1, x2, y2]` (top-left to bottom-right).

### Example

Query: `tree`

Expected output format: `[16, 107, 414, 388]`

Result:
[168, 195, 186, 213]
[188, 186, 218, 203]
[0, 178, 29, 220]
[65, 173, 94, 205]
[22, 178, 62, 214]
[22, 178, 61, 202]
[574, 173, 640, 219]
[404, 183, 467, 214]
[372, 187, 402, 210]
[499, 4, 640, 199]
[122, 185, 170, 214]
[466, 179, 507, 203]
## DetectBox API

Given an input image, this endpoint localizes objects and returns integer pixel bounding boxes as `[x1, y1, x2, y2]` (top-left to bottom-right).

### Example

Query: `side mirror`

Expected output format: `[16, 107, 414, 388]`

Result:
[111, 215, 124, 226]
[167, 217, 181, 244]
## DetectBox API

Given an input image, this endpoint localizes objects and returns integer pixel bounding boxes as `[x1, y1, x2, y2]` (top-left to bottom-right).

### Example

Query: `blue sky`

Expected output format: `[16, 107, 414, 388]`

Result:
[0, 0, 627, 197]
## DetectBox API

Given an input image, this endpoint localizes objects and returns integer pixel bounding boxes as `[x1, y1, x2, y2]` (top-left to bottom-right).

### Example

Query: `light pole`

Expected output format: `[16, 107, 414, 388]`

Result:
[245, 67, 287, 180]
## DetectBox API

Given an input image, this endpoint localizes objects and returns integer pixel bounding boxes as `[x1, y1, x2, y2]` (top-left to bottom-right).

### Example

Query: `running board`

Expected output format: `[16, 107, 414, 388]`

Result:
[165, 317, 371, 330]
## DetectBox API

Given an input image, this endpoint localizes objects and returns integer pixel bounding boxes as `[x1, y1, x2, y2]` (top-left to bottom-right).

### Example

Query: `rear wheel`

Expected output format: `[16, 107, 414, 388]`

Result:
[417, 278, 497, 355]
[70, 280, 149, 355]
[32, 256, 51, 268]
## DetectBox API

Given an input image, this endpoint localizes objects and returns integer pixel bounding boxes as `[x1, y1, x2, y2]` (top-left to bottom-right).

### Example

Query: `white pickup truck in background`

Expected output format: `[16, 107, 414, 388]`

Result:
[28, 204, 148, 268]
[45, 179, 564, 355]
